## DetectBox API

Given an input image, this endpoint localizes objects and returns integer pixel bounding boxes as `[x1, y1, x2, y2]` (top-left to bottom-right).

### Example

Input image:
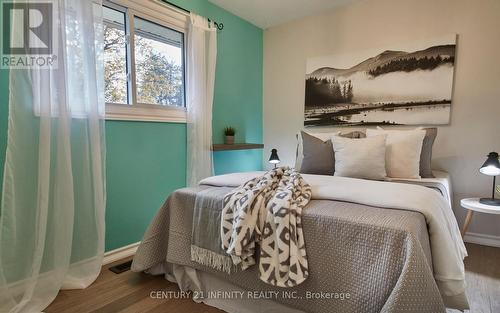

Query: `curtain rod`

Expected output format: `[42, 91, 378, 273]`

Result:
[162, 0, 224, 31]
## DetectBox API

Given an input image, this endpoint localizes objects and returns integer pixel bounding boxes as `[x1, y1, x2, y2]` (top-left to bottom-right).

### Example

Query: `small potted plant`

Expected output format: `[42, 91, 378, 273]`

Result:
[224, 127, 235, 144]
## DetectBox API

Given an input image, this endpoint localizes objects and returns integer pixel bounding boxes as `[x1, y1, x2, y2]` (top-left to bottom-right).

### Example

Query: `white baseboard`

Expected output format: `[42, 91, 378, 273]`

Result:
[464, 232, 500, 248]
[103, 242, 140, 265]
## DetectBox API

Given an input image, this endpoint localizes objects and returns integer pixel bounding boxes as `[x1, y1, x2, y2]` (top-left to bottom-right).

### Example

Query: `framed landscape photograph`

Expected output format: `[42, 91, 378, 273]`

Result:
[304, 34, 457, 127]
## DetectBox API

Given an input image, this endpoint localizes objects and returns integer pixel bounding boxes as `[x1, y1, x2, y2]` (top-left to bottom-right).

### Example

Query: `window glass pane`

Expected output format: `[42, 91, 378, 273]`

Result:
[103, 6, 128, 104]
[134, 17, 185, 106]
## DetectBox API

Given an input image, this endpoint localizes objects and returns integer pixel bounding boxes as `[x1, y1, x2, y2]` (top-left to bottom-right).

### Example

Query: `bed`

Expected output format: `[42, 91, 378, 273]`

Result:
[131, 170, 468, 313]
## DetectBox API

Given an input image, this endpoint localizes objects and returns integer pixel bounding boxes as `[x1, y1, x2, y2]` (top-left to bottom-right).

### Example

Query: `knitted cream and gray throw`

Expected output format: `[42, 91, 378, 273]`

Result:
[221, 167, 312, 287]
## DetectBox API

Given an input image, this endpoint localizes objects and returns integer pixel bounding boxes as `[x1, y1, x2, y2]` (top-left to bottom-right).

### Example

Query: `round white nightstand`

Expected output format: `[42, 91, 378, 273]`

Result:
[460, 198, 500, 237]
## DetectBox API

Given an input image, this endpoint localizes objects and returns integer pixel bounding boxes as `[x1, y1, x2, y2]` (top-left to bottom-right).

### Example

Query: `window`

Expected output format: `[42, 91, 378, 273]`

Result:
[103, 0, 187, 122]
[134, 17, 184, 106]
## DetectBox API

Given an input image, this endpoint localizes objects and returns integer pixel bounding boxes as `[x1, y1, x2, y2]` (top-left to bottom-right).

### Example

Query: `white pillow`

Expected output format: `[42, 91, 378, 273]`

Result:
[366, 128, 426, 179]
[331, 135, 387, 180]
[295, 131, 340, 170]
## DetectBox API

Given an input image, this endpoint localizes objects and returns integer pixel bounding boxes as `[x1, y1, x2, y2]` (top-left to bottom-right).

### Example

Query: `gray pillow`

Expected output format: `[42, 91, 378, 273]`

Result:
[299, 131, 335, 175]
[420, 128, 437, 178]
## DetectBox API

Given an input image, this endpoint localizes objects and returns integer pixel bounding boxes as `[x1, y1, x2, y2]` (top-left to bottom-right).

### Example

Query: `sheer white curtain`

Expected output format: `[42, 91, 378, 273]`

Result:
[0, 0, 106, 312]
[186, 12, 217, 186]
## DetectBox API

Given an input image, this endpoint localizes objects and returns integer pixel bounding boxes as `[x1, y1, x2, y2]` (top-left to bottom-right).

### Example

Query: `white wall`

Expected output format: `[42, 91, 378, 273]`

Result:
[263, 0, 500, 238]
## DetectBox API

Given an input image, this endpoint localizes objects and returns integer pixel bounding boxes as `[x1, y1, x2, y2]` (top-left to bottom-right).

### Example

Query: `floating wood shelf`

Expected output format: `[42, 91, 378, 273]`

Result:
[212, 143, 264, 151]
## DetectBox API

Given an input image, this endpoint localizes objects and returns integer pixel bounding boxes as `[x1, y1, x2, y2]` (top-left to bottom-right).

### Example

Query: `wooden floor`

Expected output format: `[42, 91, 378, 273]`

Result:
[45, 258, 223, 313]
[45, 243, 500, 313]
[460, 243, 500, 313]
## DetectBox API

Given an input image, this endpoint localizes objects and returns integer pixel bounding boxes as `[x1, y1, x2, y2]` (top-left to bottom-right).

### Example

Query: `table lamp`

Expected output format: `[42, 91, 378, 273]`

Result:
[479, 152, 500, 206]
[269, 149, 280, 169]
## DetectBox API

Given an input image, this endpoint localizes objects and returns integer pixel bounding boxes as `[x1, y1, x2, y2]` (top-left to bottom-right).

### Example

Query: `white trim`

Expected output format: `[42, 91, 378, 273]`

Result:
[103, 242, 140, 265]
[464, 232, 500, 248]
[106, 103, 187, 123]
[126, 8, 138, 106]
[3, 245, 139, 294]
[110, 0, 188, 31]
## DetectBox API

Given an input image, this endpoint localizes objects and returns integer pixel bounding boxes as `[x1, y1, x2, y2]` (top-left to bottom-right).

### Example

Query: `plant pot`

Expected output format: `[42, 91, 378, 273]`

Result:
[224, 135, 235, 144]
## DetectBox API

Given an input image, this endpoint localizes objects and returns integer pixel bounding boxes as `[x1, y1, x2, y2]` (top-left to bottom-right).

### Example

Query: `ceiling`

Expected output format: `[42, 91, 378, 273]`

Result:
[208, 0, 357, 29]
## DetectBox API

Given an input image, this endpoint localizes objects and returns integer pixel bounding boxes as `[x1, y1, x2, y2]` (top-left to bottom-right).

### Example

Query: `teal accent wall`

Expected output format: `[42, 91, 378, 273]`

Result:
[0, 1, 263, 251]
[170, 0, 263, 174]
[105, 121, 188, 250]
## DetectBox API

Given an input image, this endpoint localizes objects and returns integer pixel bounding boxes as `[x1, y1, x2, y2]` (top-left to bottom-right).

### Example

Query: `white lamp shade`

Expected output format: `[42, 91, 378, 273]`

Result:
[480, 165, 500, 176]
[479, 152, 500, 176]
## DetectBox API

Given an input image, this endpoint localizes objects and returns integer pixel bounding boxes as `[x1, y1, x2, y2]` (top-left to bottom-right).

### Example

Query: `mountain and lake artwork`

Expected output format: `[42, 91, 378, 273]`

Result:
[304, 35, 457, 126]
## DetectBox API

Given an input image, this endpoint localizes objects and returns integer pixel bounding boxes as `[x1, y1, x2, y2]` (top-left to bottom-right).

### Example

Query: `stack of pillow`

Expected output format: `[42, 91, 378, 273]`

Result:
[296, 127, 437, 180]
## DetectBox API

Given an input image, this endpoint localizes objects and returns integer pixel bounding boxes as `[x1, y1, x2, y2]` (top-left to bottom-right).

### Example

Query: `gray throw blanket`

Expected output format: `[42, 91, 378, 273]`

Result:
[191, 167, 312, 287]
[190, 187, 236, 273]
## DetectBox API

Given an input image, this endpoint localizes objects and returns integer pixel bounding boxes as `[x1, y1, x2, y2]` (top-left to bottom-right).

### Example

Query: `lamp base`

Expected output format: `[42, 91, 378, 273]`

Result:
[479, 198, 500, 206]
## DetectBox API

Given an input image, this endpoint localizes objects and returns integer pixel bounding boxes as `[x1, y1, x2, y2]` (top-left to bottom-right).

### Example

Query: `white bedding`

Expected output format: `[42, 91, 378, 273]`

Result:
[200, 171, 467, 301]
[387, 170, 453, 207]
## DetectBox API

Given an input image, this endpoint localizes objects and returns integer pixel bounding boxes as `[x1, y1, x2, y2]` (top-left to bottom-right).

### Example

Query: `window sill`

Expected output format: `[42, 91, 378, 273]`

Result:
[105, 103, 187, 123]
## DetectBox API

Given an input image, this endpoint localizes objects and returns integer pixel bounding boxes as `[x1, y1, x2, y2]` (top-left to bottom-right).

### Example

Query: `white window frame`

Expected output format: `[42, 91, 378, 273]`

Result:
[104, 0, 188, 123]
